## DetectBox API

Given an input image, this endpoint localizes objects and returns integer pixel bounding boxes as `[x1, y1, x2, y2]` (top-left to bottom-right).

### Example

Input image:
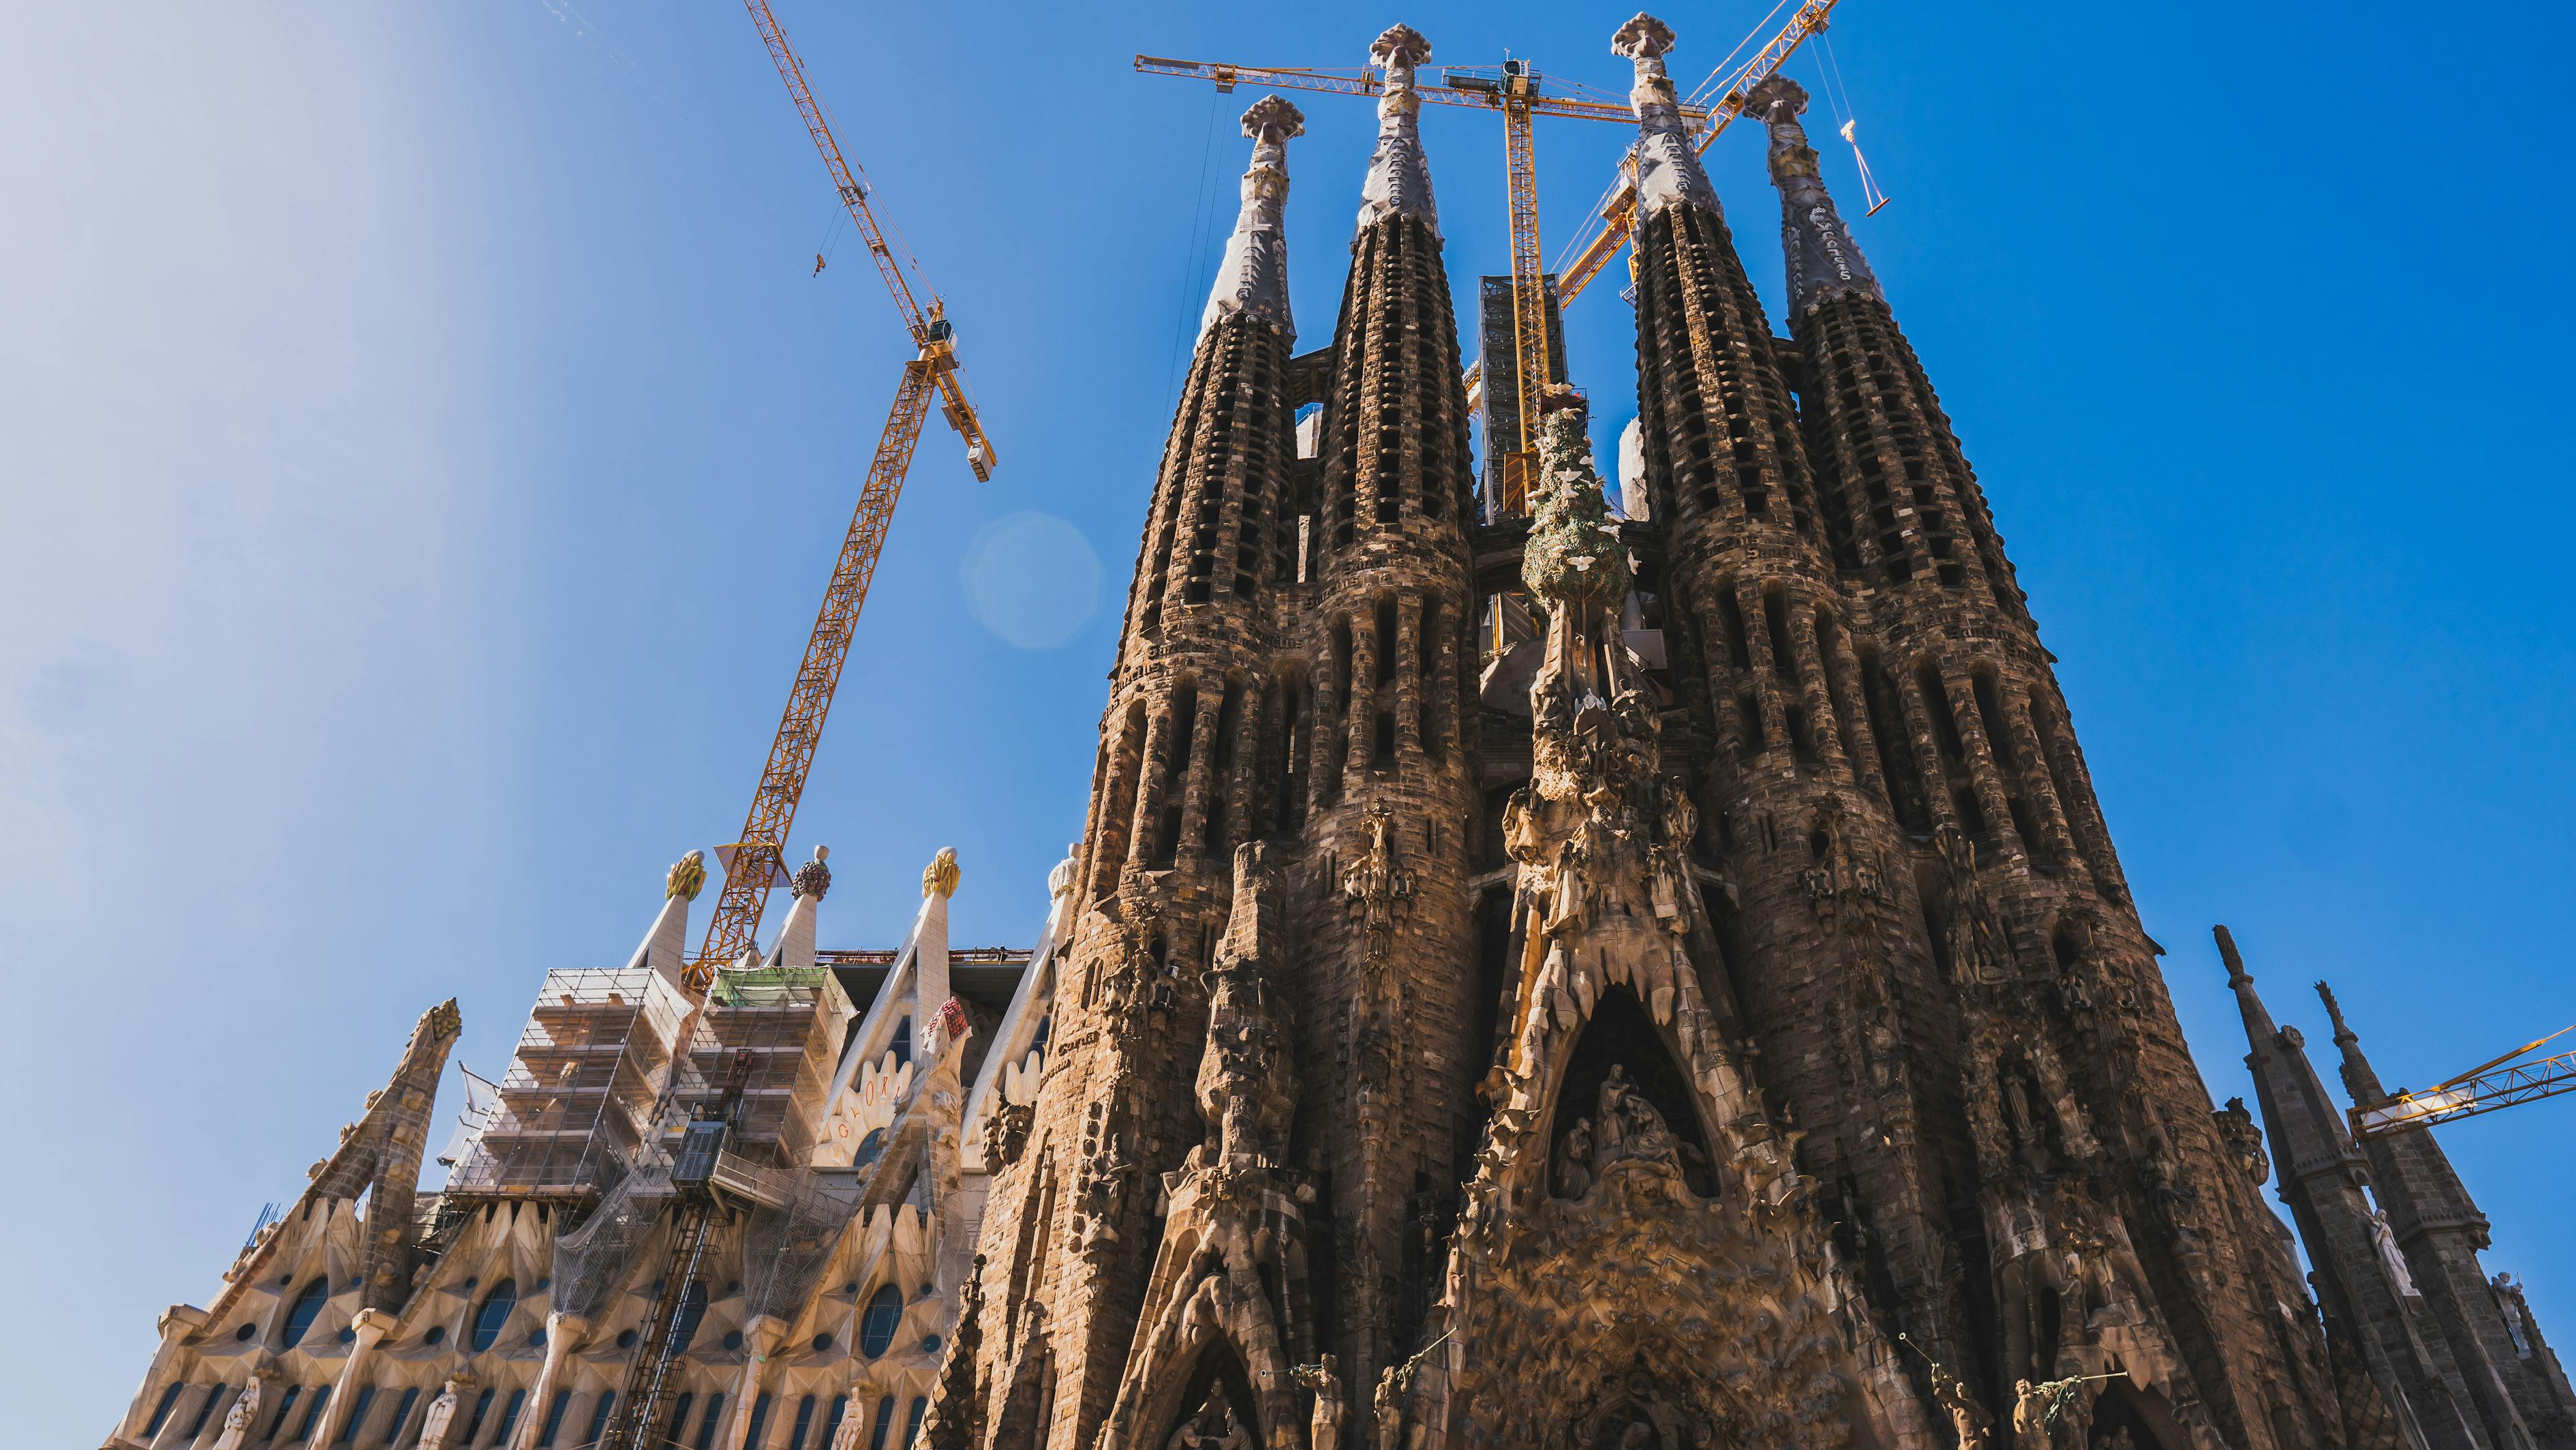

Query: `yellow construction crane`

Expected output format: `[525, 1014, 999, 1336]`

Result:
[690, 0, 998, 990]
[1551, 0, 1841, 307]
[2349, 1024, 2576, 1141]
[1135, 54, 1704, 504]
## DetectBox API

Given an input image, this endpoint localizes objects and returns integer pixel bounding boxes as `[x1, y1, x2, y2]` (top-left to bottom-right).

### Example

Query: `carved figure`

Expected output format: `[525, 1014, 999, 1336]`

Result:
[2010, 1379, 2047, 1450]
[1373, 1366, 1407, 1450]
[831, 1393, 868, 1450]
[417, 1380, 462, 1450]
[1556, 1117, 1595, 1198]
[1293, 1355, 1347, 1450]
[1925, 1355, 1994, 1450]
[2369, 1208, 2421, 1297]
[210, 1376, 264, 1450]
[1341, 810, 1415, 963]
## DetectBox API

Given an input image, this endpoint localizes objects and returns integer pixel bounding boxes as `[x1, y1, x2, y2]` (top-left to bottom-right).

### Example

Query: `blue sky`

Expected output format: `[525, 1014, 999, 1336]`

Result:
[5, 1, 2570, 1438]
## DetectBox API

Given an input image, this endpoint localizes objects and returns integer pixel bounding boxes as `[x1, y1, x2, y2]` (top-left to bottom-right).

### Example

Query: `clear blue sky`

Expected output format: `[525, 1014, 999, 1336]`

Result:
[5, 2, 2569, 1439]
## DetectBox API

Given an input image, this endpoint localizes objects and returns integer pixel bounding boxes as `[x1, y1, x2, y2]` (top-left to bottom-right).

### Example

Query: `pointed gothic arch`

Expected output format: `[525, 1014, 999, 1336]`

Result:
[1542, 984, 1715, 1199]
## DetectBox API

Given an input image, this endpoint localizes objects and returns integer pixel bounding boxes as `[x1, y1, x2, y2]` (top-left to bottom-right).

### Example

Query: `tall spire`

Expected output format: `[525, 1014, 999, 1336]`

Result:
[1749, 73, 1882, 314]
[2318, 979, 2393, 1107]
[1357, 25, 1438, 233]
[1612, 14, 1720, 219]
[1201, 96, 1304, 344]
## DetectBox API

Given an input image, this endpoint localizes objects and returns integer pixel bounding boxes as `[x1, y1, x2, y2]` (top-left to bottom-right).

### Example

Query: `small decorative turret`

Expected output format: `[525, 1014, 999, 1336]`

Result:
[1201, 96, 1304, 343]
[1613, 14, 1720, 220]
[1357, 25, 1439, 233]
[1748, 73, 1882, 314]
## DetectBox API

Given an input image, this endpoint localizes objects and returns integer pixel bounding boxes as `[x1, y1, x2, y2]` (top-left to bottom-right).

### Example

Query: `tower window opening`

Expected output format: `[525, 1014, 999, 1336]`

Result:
[1717, 588, 1753, 673]
[1760, 590, 1796, 682]
[1972, 673, 2019, 770]
[1916, 665, 1965, 761]
[1734, 690, 1764, 761]
[1373, 712, 1397, 767]
[1952, 785, 1989, 839]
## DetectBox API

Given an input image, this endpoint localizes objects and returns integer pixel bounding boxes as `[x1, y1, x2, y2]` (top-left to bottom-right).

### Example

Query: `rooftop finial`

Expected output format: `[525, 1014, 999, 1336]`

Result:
[1612, 14, 1720, 220]
[2316, 980, 2357, 1044]
[923, 845, 962, 901]
[791, 844, 833, 902]
[2215, 924, 2252, 986]
[666, 849, 708, 903]
[1751, 72, 1881, 312]
[1356, 25, 1439, 234]
[1201, 96, 1304, 342]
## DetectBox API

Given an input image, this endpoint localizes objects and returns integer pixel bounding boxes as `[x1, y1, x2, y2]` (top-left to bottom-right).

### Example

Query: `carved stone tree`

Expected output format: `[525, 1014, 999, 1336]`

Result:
[1405, 391, 1935, 1450]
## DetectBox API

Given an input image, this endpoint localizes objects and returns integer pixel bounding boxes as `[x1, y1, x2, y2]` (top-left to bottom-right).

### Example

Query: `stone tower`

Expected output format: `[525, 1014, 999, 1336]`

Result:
[922, 16, 2561, 1450]
[2226, 925, 2576, 1450]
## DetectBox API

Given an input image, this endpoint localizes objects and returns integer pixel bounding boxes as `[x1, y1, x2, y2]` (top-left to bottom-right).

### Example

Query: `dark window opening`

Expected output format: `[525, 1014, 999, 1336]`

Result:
[1760, 590, 1796, 682]
[1972, 674, 2017, 770]
[1717, 589, 1752, 673]
[1373, 712, 1397, 767]
[1734, 691, 1764, 761]
[1952, 786, 1989, 839]
[1916, 665, 1965, 761]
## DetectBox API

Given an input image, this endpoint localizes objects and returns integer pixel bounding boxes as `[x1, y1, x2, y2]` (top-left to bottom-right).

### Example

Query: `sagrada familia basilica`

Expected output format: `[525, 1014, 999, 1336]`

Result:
[106, 15, 2571, 1450]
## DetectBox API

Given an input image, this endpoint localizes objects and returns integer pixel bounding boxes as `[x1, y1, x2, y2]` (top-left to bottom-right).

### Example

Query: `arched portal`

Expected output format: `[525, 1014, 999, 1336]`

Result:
[1548, 986, 1714, 1197]
[2087, 1380, 2186, 1450]
[1154, 1338, 1262, 1449]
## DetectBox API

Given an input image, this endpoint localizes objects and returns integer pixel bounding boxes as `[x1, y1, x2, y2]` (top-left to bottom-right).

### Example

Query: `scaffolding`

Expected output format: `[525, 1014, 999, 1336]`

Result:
[1477, 274, 1567, 518]
[445, 966, 696, 1200]
[696, 965, 853, 1168]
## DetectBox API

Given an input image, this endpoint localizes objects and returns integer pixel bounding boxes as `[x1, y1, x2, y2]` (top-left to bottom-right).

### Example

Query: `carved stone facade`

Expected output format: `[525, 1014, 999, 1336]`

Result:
[110, 16, 2566, 1450]
[917, 16, 2562, 1450]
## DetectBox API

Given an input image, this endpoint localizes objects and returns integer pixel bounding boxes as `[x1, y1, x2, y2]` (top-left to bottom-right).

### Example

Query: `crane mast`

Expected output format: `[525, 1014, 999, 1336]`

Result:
[690, 0, 997, 987]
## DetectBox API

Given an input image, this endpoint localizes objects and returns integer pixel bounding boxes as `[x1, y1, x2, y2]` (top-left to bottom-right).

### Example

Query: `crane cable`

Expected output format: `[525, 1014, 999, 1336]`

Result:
[1813, 33, 1891, 215]
[1164, 84, 1227, 398]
